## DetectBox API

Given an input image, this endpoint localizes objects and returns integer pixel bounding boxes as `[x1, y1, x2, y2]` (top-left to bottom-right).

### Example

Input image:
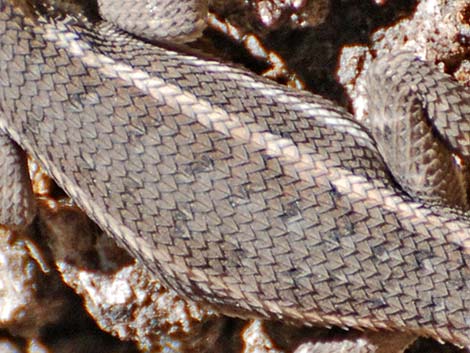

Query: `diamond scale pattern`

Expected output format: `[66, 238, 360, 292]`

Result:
[1, 0, 470, 348]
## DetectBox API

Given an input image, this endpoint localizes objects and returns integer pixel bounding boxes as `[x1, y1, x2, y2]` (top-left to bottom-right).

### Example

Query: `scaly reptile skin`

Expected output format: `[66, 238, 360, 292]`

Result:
[1, 0, 470, 348]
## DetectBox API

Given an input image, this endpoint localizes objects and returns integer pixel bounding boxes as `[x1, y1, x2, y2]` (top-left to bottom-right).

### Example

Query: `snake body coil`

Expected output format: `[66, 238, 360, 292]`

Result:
[0, 0, 470, 348]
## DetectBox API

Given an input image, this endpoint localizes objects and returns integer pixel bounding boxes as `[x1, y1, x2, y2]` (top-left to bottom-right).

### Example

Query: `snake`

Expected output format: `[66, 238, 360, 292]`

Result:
[0, 0, 470, 349]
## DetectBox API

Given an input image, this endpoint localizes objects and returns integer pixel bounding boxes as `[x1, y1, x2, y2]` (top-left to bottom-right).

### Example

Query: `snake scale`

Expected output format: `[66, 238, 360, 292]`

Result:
[1, 0, 470, 349]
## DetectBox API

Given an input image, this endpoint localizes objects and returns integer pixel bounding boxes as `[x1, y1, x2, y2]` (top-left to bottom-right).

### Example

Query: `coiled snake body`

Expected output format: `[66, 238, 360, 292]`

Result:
[0, 0, 470, 349]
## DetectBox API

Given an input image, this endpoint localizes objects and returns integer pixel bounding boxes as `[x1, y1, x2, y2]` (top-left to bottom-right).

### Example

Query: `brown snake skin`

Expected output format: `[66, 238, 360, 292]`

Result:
[1, 0, 470, 348]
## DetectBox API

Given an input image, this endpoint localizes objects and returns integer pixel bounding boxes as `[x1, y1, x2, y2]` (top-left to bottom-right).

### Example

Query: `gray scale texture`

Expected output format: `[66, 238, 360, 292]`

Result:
[1, 0, 470, 348]
[0, 131, 36, 227]
[367, 53, 470, 211]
